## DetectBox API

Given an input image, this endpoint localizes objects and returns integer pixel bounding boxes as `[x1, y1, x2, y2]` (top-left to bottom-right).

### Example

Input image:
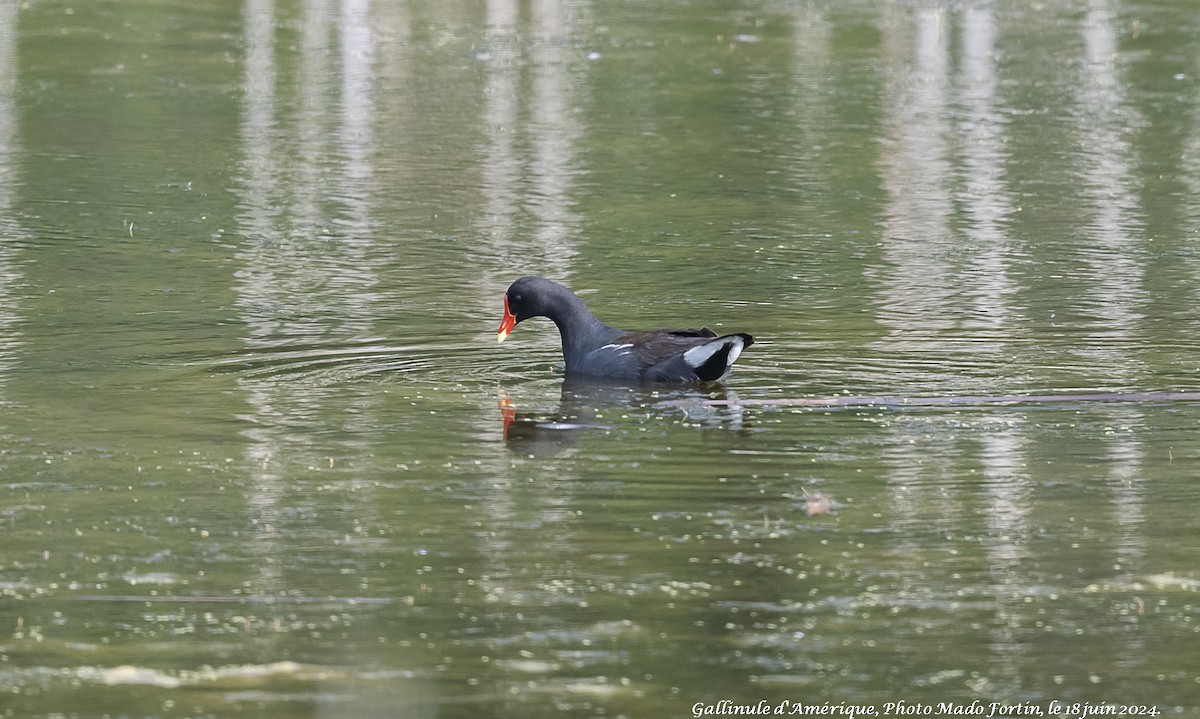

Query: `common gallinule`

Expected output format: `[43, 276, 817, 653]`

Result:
[496, 276, 754, 383]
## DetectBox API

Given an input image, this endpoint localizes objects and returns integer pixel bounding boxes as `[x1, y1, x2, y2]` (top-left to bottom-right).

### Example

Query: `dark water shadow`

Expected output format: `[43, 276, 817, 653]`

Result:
[669, 390, 1200, 410]
[499, 377, 749, 456]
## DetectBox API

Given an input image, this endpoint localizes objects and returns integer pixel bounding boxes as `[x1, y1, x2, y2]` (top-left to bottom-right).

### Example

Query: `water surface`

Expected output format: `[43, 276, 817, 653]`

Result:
[2, 0, 1200, 717]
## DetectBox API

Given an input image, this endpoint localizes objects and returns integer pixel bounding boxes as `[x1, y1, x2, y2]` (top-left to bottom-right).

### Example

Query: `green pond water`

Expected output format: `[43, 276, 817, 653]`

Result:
[2, 0, 1200, 717]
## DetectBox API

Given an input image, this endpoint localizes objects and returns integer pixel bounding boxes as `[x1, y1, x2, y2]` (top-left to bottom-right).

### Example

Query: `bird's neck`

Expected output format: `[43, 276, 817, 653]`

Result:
[546, 290, 620, 357]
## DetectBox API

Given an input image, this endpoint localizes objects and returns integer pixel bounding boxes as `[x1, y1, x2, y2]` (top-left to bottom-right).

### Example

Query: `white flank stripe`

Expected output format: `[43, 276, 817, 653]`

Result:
[601, 342, 634, 356]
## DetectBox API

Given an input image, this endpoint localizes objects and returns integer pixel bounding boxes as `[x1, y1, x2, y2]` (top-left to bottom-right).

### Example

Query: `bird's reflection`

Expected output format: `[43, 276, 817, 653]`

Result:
[499, 378, 746, 455]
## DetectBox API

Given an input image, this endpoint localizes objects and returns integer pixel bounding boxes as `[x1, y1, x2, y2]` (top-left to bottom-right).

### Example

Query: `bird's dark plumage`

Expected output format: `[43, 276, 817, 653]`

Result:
[496, 276, 753, 383]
